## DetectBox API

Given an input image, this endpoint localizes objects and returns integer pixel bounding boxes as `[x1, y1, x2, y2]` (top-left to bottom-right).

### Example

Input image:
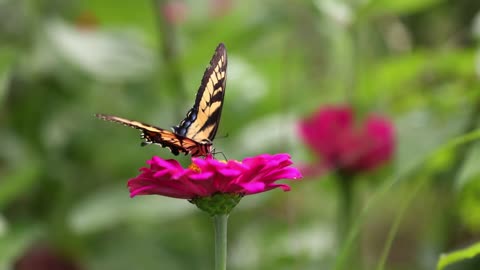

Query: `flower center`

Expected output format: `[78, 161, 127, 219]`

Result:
[188, 163, 201, 173]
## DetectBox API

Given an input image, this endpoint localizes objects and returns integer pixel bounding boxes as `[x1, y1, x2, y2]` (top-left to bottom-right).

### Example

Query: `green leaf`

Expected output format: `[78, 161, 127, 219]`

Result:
[357, 49, 475, 111]
[0, 135, 42, 210]
[0, 225, 41, 267]
[0, 70, 9, 105]
[437, 242, 480, 270]
[394, 108, 470, 175]
[357, 51, 428, 106]
[0, 47, 16, 104]
[458, 176, 480, 232]
[360, 0, 445, 16]
[0, 164, 41, 210]
[458, 145, 480, 188]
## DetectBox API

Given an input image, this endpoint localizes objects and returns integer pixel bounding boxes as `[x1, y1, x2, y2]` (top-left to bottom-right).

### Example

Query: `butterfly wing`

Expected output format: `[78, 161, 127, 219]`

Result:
[95, 43, 227, 157]
[173, 43, 227, 143]
[95, 114, 211, 156]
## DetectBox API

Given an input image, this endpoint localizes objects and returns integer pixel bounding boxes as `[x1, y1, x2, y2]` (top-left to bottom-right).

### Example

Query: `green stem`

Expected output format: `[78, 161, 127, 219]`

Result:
[214, 214, 228, 270]
[345, 24, 357, 105]
[337, 175, 360, 269]
[375, 178, 427, 270]
[337, 177, 353, 246]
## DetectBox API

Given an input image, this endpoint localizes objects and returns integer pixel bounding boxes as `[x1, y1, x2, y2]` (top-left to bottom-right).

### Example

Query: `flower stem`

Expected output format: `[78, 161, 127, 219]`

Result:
[151, 0, 186, 118]
[337, 175, 361, 268]
[337, 177, 353, 245]
[214, 214, 229, 270]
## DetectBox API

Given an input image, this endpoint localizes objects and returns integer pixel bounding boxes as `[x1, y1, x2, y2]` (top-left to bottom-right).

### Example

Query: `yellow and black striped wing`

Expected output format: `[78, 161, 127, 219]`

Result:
[173, 43, 227, 143]
[95, 43, 227, 157]
[95, 114, 211, 156]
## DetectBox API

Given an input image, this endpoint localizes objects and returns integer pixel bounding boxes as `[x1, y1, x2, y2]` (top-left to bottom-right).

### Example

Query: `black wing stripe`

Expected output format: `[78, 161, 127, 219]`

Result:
[192, 43, 226, 112]
[173, 43, 227, 142]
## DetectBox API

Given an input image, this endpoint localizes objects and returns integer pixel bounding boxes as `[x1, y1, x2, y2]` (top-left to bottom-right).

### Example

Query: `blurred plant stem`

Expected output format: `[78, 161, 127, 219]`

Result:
[214, 214, 228, 270]
[345, 25, 358, 106]
[152, 0, 186, 118]
[336, 173, 361, 270]
[337, 176, 352, 244]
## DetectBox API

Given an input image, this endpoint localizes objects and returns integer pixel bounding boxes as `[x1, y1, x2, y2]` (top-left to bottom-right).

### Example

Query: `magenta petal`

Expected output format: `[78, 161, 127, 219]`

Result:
[263, 183, 292, 192]
[217, 168, 243, 177]
[149, 157, 181, 170]
[239, 182, 267, 193]
[189, 172, 215, 180]
[153, 170, 170, 178]
[274, 184, 292, 191]
[129, 185, 156, 197]
[127, 153, 303, 200]
[262, 167, 302, 182]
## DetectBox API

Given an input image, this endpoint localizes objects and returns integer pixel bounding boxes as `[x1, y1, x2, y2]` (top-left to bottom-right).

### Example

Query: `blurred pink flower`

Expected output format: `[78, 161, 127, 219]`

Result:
[128, 154, 302, 199]
[161, 1, 188, 25]
[299, 105, 395, 175]
[210, 0, 233, 17]
[14, 243, 82, 270]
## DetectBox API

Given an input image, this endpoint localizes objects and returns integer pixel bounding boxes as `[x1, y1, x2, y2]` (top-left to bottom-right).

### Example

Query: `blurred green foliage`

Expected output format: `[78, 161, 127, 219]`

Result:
[437, 242, 480, 270]
[1, 0, 480, 269]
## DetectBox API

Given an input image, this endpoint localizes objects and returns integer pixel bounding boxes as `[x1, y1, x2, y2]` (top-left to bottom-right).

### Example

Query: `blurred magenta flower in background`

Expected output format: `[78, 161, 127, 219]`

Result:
[14, 243, 82, 270]
[299, 105, 395, 176]
[161, 0, 188, 25]
[128, 154, 302, 200]
[210, 0, 234, 17]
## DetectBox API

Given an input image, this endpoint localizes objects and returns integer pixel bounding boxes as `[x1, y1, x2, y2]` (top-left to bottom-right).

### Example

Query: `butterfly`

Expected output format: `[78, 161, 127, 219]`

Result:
[96, 43, 227, 157]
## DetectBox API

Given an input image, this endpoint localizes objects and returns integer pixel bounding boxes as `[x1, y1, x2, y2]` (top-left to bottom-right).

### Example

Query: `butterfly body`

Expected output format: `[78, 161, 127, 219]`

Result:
[96, 43, 227, 157]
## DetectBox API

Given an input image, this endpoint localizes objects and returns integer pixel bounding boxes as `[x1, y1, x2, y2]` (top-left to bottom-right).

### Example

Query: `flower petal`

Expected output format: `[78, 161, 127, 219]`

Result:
[127, 153, 303, 199]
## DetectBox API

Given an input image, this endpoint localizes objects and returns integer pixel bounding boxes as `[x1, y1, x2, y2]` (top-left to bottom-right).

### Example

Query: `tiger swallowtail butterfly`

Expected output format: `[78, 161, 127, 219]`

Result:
[96, 43, 227, 157]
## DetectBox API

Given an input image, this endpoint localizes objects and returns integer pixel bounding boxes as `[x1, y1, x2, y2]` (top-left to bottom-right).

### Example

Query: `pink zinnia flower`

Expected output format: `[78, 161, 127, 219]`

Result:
[128, 153, 302, 199]
[128, 154, 302, 215]
[299, 105, 395, 175]
[14, 243, 82, 270]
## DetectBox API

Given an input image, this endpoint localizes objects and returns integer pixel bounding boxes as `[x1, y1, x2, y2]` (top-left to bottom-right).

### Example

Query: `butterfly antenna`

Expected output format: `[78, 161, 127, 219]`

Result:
[213, 151, 228, 161]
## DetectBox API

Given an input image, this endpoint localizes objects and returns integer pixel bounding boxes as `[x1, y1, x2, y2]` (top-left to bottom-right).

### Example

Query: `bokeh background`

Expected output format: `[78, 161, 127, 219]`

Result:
[1, 0, 480, 269]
